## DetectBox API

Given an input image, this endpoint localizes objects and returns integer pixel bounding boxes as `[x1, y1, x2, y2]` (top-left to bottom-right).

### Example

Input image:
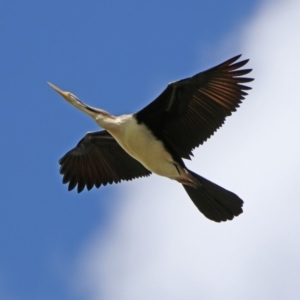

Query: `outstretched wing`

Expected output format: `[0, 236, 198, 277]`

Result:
[59, 130, 151, 193]
[135, 55, 253, 159]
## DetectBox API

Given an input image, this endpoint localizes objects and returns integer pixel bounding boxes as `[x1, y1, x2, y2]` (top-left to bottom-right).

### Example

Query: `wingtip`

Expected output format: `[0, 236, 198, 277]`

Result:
[230, 54, 242, 63]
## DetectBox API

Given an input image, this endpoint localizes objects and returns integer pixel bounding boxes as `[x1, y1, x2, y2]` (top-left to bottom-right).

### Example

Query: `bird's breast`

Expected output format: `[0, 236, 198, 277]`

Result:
[108, 116, 178, 178]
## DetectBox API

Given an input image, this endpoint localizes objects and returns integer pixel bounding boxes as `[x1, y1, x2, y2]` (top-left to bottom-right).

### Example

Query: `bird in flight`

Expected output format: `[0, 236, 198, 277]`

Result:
[49, 55, 253, 222]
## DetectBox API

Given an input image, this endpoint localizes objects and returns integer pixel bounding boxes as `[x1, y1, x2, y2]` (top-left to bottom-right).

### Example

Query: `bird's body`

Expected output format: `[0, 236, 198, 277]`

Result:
[49, 55, 253, 222]
[105, 115, 181, 179]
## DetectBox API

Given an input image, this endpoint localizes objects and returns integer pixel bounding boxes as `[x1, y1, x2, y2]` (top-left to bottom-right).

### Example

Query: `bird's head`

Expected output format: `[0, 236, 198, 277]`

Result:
[47, 82, 103, 119]
[48, 82, 85, 107]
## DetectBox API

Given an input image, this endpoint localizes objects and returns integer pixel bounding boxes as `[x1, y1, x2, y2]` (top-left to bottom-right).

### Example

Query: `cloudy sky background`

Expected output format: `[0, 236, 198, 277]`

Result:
[75, 1, 300, 299]
[1, 0, 300, 299]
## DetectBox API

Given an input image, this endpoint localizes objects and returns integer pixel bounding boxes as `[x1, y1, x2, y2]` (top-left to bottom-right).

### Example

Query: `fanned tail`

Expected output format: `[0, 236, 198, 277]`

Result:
[183, 170, 243, 222]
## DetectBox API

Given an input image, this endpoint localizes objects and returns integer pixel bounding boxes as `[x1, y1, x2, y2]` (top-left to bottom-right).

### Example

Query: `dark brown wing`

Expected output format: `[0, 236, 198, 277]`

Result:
[135, 55, 253, 159]
[59, 130, 151, 193]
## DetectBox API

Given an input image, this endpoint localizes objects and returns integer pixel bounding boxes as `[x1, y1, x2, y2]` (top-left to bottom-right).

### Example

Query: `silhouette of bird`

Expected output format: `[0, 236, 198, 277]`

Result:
[49, 55, 253, 222]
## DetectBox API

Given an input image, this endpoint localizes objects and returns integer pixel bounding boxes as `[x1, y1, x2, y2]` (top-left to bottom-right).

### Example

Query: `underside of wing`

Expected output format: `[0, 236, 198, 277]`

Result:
[135, 55, 253, 159]
[59, 130, 151, 193]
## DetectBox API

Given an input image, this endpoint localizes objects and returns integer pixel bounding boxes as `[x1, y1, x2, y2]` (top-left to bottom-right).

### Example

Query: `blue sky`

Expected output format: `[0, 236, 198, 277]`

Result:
[3, 0, 300, 299]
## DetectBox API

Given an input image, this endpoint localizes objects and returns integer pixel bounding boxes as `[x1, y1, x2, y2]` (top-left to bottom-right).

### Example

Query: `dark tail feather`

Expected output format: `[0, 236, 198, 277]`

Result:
[183, 170, 243, 222]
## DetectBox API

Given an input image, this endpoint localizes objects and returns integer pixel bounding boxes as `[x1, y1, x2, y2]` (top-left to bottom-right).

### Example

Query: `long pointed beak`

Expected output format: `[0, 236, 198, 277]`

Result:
[47, 82, 69, 99]
[47, 81, 102, 119]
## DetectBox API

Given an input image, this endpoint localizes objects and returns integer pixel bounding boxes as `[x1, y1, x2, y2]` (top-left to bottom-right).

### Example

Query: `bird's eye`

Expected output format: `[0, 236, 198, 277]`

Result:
[69, 93, 80, 102]
[68, 93, 77, 100]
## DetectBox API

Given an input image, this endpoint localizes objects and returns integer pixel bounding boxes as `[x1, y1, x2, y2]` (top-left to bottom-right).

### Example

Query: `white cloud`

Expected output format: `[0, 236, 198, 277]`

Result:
[74, 0, 300, 299]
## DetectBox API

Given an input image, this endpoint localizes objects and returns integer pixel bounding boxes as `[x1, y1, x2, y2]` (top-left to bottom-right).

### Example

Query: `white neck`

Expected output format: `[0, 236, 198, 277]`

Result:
[94, 110, 120, 131]
[70, 99, 120, 131]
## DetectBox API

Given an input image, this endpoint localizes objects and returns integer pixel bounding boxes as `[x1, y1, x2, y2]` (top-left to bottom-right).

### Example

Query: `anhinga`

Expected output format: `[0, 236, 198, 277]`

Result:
[49, 55, 253, 222]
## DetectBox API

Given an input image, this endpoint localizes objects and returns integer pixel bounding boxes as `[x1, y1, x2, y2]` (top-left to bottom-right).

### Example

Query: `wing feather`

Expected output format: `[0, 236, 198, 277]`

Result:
[135, 55, 253, 159]
[59, 130, 151, 193]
